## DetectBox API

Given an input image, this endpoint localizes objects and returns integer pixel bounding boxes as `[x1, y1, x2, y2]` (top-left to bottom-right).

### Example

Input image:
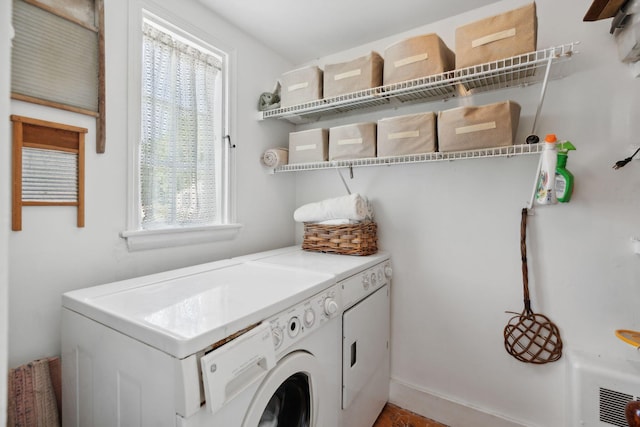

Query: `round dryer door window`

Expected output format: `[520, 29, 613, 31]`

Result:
[243, 352, 326, 427]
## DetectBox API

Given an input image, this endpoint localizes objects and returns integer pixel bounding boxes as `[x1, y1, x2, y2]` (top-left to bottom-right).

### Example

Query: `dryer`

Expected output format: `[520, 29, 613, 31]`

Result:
[339, 260, 392, 427]
[61, 259, 342, 426]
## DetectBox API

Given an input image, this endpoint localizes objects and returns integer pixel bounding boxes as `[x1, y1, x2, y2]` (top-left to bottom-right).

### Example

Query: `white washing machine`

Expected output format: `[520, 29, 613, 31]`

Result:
[238, 248, 392, 427]
[61, 258, 343, 426]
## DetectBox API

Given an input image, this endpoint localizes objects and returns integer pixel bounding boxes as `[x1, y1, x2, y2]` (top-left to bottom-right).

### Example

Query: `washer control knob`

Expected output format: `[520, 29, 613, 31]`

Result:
[272, 326, 284, 349]
[287, 317, 300, 338]
[384, 265, 393, 278]
[303, 308, 316, 328]
[370, 272, 377, 287]
[362, 275, 370, 290]
[324, 298, 339, 316]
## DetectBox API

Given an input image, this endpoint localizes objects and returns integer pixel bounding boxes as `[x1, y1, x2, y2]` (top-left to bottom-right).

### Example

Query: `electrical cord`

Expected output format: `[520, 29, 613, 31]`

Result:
[613, 146, 640, 169]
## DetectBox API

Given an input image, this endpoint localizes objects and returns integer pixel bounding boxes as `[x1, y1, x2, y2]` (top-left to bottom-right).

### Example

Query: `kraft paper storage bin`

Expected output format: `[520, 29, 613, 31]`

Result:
[323, 52, 383, 98]
[383, 34, 455, 85]
[329, 122, 376, 160]
[377, 112, 437, 157]
[280, 65, 323, 108]
[288, 128, 329, 164]
[437, 101, 521, 152]
[455, 3, 537, 69]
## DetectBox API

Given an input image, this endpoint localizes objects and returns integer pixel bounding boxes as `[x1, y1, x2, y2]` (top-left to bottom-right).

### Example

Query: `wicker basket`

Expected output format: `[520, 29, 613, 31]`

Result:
[302, 221, 378, 256]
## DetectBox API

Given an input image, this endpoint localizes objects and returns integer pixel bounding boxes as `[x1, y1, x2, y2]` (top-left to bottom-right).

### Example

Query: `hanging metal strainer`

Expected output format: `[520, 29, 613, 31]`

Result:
[503, 208, 563, 364]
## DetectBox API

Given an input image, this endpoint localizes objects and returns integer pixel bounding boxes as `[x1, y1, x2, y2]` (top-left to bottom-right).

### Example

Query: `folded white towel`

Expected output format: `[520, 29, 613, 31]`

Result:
[294, 193, 373, 223]
[316, 219, 360, 225]
[262, 147, 288, 167]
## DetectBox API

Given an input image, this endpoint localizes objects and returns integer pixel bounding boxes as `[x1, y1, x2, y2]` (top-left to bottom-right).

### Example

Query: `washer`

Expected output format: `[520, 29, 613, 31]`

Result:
[238, 247, 392, 427]
[61, 258, 342, 426]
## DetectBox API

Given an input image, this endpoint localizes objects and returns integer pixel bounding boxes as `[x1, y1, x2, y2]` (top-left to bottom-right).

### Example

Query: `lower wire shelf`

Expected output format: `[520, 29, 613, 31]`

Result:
[272, 143, 543, 173]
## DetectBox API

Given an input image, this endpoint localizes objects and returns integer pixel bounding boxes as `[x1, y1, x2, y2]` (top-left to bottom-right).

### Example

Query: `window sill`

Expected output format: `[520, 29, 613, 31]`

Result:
[120, 223, 243, 252]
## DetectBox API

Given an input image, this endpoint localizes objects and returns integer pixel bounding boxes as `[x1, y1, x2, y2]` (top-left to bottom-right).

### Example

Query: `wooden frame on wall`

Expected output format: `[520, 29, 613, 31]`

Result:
[10, 0, 106, 153]
[11, 115, 87, 231]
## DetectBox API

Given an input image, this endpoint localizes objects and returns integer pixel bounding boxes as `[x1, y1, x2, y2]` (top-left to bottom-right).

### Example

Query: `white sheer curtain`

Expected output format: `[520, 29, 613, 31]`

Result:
[140, 22, 221, 229]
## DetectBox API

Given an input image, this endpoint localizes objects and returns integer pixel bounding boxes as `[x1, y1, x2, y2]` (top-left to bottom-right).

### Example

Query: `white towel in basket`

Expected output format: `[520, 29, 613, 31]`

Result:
[261, 147, 288, 167]
[294, 193, 373, 223]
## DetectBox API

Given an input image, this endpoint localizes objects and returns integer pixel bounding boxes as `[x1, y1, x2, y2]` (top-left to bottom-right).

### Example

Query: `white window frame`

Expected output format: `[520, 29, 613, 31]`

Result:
[122, 0, 241, 251]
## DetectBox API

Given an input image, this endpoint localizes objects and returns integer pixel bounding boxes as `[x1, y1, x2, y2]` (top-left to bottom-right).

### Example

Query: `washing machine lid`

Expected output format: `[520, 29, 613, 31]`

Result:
[62, 261, 334, 359]
[248, 247, 390, 281]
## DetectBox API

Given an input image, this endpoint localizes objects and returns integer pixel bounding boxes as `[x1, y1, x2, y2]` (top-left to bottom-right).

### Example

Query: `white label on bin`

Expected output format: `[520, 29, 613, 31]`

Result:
[296, 144, 317, 151]
[394, 53, 429, 68]
[389, 130, 420, 140]
[288, 82, 309, 92]
[334, 69, 361, 81]
[472, 28, 516, 48]
[455, 121, 496, 134]
[338, 138, 363, 145]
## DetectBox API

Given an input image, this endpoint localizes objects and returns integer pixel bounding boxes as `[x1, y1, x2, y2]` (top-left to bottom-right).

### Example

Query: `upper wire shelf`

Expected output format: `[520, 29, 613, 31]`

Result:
[259, 42, 578, 124]
[273, 143, 544, 173]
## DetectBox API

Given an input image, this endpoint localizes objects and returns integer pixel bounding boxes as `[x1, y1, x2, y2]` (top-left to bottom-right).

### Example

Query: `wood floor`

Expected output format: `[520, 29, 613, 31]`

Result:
[372, 403, 448, 427]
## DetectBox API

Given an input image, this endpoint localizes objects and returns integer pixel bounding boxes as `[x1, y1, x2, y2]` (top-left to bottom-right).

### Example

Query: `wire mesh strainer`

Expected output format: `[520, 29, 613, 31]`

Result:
[503, 208, 563, 364]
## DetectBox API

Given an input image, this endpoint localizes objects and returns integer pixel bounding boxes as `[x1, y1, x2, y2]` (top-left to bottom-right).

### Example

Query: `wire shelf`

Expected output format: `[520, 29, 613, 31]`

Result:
[260, 42, 578, 124]
[261, 87, 388, 123]
[273, 143, 543, 173]
[456, 43, 576, 93]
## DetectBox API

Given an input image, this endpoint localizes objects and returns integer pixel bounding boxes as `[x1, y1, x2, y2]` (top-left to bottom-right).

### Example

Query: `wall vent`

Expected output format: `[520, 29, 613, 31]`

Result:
[599, 387, 637, 427]
[569, 351, 640, 426]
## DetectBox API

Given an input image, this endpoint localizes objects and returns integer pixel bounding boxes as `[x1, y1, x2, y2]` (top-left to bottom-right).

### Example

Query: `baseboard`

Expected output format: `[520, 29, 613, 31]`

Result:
[388, 377, 527, 427]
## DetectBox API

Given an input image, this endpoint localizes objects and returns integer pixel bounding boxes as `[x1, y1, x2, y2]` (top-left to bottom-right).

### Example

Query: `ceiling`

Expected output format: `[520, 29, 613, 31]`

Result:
[198, 0, 500, 64]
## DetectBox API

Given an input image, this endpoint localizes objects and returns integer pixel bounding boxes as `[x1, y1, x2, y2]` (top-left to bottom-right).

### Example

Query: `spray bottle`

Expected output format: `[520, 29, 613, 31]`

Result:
[535, 134, 558, 205]
[555, 141, 576, 203]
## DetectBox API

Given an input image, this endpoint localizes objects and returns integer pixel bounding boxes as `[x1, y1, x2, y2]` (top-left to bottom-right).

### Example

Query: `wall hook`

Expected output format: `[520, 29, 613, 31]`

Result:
[225, 135, 236, 148]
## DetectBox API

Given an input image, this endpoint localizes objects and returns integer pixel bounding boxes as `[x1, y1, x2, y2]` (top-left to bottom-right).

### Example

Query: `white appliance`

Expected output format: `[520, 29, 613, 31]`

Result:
[340, 261, 391, 427]
[568, 350, 640, 427]
[61, 257, 343, 426]
[241, 248, 392, 427]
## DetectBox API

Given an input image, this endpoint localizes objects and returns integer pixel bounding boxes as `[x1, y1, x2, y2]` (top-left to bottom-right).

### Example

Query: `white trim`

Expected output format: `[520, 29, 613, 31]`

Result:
[120, 223, 243, 251]
[389, 377, 528, 427]
[125, 0, 238, 250]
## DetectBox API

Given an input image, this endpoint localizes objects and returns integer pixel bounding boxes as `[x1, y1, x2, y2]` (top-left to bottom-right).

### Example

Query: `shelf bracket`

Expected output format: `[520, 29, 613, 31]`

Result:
[530, 55, 554, 137]
[526, 153, 544, 213]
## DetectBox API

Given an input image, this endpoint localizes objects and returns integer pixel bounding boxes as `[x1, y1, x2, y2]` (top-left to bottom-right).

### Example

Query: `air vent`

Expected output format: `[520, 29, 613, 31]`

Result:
[569, 351, 640, 426]
[599, 387, 635, 427]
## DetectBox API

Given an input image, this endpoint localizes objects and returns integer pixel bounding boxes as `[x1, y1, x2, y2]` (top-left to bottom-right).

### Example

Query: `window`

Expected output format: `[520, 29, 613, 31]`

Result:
[122, 8, 240, 251]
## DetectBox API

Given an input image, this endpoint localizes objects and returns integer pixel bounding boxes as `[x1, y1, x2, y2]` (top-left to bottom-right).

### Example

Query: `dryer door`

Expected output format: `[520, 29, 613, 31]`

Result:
[342, 284, 390, 409]
[243, 351, 326, 427]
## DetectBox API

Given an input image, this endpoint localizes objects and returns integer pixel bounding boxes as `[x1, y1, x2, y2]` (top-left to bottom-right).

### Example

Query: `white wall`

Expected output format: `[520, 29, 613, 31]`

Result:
[8, 0, 295, 367]
[1, 1, 12, 425]
[293, 0, 640, 426]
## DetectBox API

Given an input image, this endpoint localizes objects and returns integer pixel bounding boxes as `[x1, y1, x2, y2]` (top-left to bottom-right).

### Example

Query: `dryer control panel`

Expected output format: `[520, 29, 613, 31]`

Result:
[267, 284, 342, 353]
[341, 260, 392, 310]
